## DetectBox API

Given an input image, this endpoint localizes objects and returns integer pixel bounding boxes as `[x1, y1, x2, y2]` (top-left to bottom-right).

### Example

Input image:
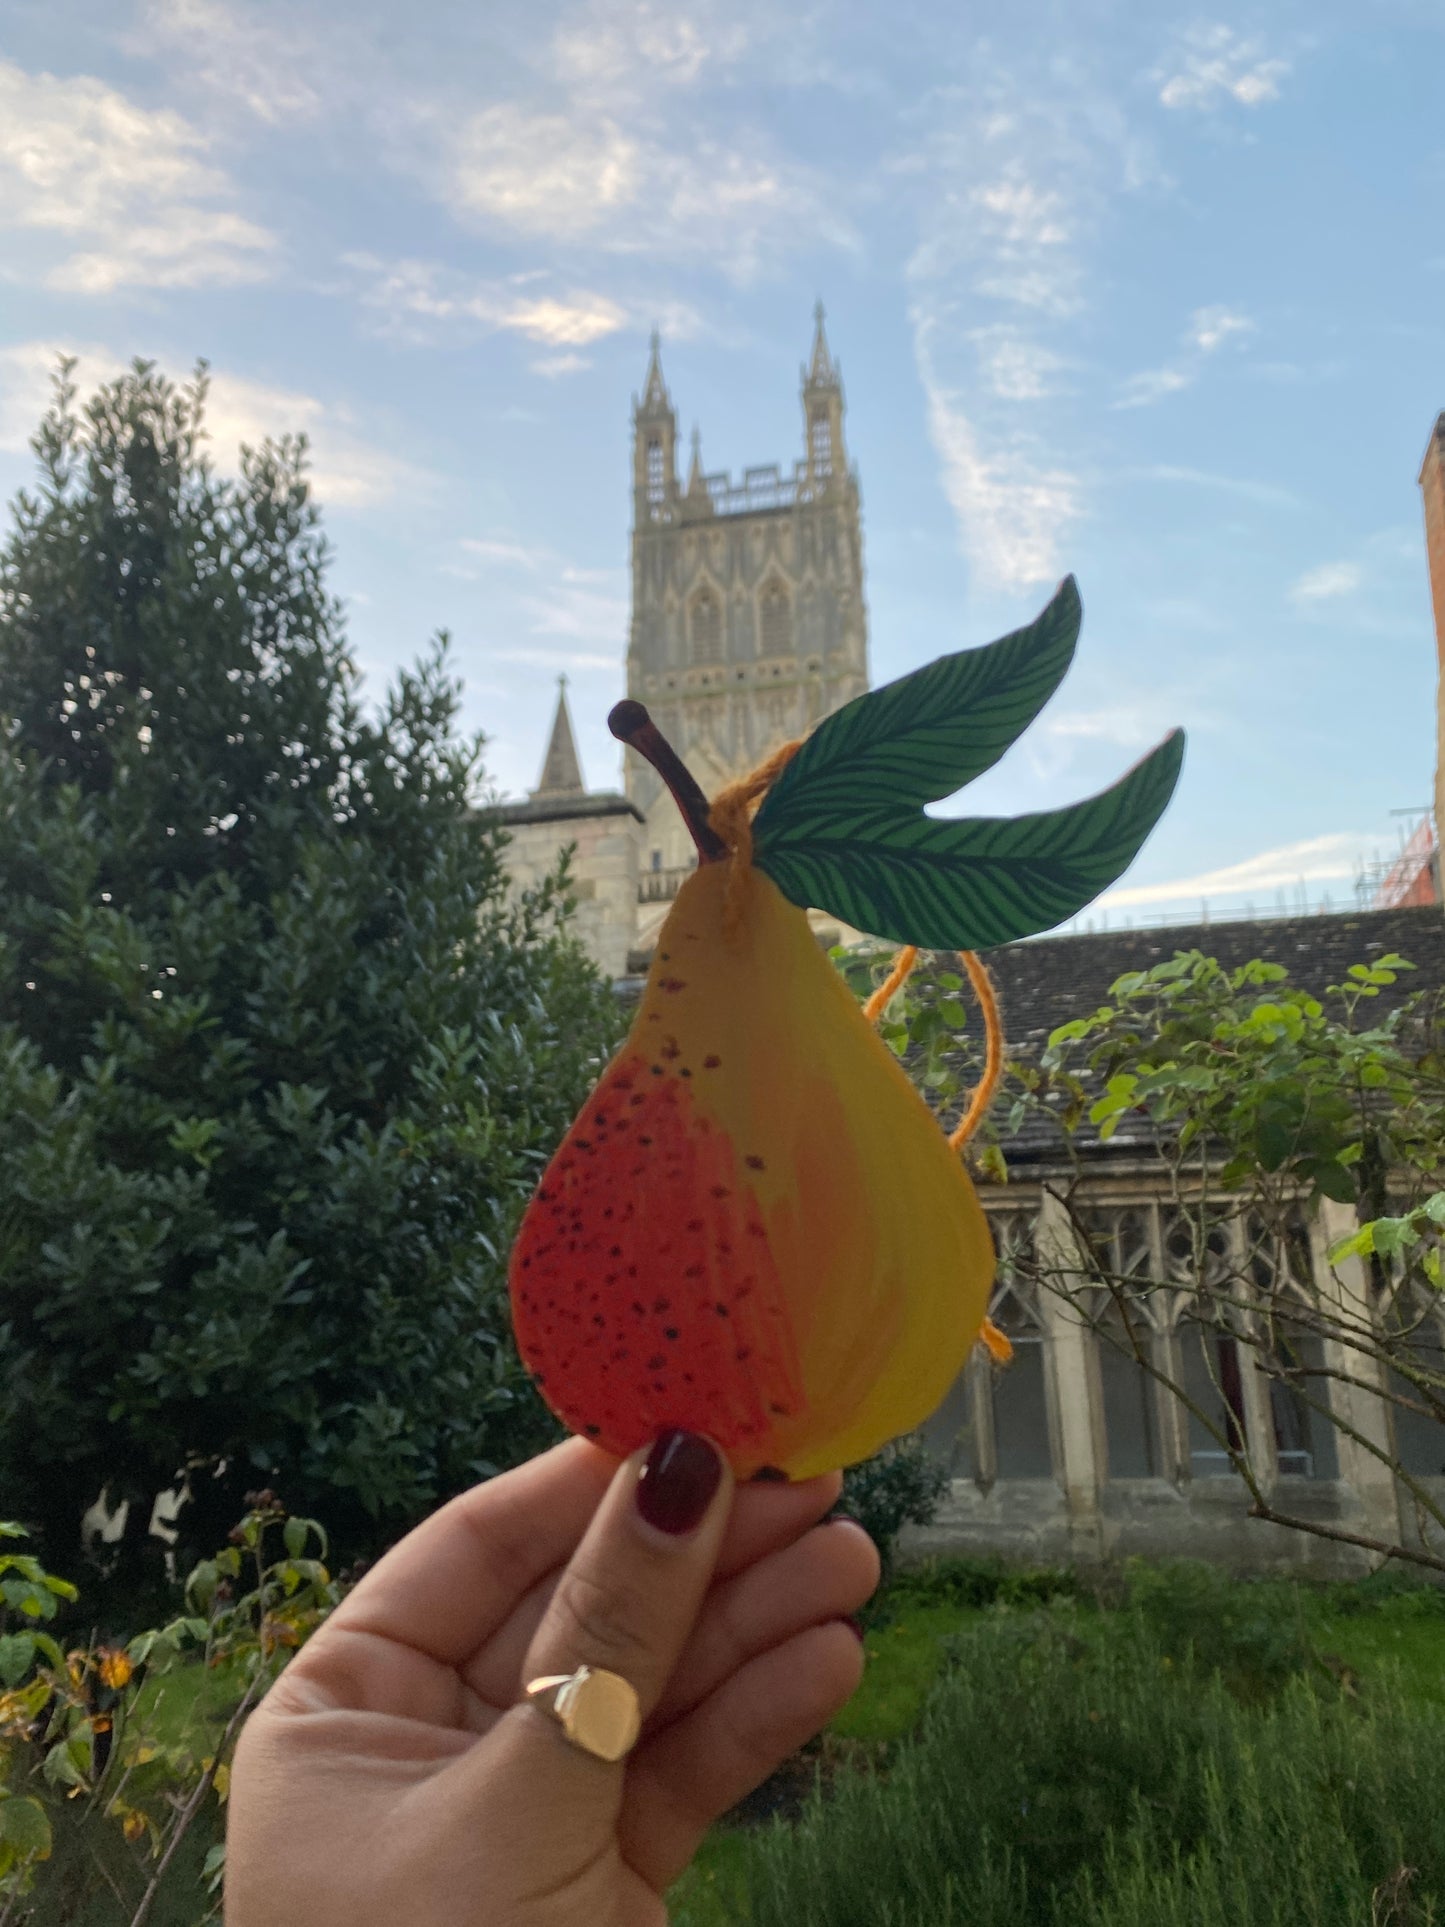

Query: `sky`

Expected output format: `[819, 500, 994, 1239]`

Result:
[1, 0, 1443, 928]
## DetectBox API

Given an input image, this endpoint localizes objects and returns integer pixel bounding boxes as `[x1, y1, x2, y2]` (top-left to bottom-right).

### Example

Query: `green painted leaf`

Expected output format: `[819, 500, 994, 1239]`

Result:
[753, 575, 1081, 834]
[754, 730, 1185, 949]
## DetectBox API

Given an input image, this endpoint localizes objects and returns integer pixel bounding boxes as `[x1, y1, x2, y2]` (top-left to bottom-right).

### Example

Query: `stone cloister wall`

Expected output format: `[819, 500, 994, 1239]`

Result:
[908, 1180, 1434, 1577]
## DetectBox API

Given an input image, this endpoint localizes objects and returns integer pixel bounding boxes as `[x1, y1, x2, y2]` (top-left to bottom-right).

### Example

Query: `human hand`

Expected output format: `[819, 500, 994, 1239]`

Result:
[225, 1432, 879, 1925]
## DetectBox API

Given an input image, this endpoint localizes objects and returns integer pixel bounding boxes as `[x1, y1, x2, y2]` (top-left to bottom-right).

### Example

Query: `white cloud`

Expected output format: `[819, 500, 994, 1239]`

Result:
[1136, 464, 1299, 510]
[970, 178, 1072, 251]
[1043, 706, 1160, 749]
[971, 331, 1066, 402]
[551, 0, 749, 97]
[0, 57, 276, 292]
[0, 341, 127, 453]
[491, 646, 620, 674]
[901, 56, 1157, 587]
[133, 0, 322, 123]
[531, 353, 592, 378]
[521, 567, 629, 647]
[345, 255, 629, 349]
[1290, 561, 1363, 603]
[453, 105, 642, 241]
[1115, 365, 1193, 409]
[1099, 833, 1374, 911]
[914, 322, 1079, 592]
[1158, 26, 1289, 111]
[201, 371, 420, 509]
[1188, 305, 1254, 354]
[0, 343, 415, 510]
[1115, 303, 1254, 407]
[427, 99, 846, 280]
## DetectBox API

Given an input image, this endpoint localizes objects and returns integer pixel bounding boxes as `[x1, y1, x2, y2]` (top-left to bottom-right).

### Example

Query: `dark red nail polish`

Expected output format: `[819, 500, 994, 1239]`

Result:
[636, 1430, 723, 1535]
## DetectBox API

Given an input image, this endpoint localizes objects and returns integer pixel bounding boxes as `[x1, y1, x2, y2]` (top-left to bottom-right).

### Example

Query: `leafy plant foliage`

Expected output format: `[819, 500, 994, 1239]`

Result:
[0, 362, 621, 1584]
[853, 940, 1445, 1573]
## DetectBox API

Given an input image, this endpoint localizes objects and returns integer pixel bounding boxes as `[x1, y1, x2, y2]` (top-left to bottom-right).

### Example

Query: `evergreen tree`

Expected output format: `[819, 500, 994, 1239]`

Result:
[0, 361, 619, 1583]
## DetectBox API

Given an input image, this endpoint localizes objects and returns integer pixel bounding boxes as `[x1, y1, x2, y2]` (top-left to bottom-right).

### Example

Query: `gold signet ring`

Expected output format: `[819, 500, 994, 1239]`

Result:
[524, 1665, 642, 1763]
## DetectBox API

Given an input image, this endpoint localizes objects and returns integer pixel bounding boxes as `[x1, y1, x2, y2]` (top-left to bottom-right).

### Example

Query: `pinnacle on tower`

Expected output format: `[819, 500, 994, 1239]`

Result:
[687, 424, 705, 494]
[806, 299, 837, 388]
[533, 676, 586, 797]
[641, 328, 669, 412]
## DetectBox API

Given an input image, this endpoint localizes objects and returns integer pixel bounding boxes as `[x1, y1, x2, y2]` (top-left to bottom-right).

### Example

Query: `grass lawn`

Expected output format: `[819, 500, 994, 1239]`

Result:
[667, 1560, 1445, 1927]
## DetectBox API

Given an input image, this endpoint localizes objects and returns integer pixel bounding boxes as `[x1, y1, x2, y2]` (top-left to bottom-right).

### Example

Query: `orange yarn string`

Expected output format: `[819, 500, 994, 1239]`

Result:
[706, 745, 1012, 1368]
[857, 941, 1010, 1365]
[707, 739, 804, 938]
[862, 945, 919, 1024]
[947, 951, 1004, 1153]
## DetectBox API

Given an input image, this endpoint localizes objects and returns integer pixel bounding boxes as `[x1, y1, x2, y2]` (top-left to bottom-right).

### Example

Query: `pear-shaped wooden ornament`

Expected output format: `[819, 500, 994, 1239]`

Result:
[509, 579, 1185, 1478]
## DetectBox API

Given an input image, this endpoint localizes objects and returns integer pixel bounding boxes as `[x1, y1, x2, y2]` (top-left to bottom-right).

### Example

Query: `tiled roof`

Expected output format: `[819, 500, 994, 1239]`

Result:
[970, 905, 1445, 1169]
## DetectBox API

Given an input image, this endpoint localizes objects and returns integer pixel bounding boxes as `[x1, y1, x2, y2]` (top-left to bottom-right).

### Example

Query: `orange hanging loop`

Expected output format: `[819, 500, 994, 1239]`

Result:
[707, 739, 803, 939]
[862, 946, 919, 1024]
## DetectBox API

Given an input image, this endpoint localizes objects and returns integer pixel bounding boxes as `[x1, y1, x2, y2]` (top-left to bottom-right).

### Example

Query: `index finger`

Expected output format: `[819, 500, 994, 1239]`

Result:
[318, 1445, 844, 1672]
[324, 1438, 615, 1665]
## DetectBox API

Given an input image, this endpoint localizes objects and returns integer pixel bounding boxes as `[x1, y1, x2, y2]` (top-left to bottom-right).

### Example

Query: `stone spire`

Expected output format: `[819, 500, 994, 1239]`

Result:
[805, 299, 838, 388]
[802, 300, 846, 483]
[641, 328, 669, 411]
[534, 676, 585, 797]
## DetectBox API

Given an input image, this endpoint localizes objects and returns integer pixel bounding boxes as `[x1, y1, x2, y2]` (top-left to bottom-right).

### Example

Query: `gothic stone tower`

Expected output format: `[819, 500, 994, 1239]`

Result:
[626, 308, 870, 909]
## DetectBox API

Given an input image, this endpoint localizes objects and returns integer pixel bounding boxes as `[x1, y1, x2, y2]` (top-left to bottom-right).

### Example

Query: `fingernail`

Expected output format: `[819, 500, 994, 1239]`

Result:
[636, 1430, 723, 1536]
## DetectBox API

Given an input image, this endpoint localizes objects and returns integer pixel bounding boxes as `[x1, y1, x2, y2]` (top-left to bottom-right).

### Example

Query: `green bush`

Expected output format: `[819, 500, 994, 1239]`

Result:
[0, 362, 623, 1590]
[840, 1438, 949, 1582]
[1122, 1559, 1318, 1701]
[0, 1499, 339, 1925]
[734, 1611, 1445, 1926]
[889, 1554, 1080, 1614]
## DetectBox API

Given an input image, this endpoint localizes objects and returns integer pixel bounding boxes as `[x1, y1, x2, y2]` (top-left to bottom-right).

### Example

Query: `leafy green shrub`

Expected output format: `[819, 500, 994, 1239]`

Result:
[840, 1438, 949, 1581]
[0, 1496, 339, 1924]
[733, 1612, 1445, 1926]
[0, 362, 622, 1588]
[1122, 1559, 1317, 1701]
[889, 1554, 1080, 1614]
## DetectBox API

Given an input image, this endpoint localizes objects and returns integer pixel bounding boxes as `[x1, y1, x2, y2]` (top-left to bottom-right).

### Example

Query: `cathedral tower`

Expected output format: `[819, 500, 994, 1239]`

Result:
[626, 308, 870, 910]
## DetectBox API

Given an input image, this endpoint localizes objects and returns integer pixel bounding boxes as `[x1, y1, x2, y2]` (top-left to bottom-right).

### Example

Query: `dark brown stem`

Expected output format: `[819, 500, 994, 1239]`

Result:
[609, 700, 727, 863]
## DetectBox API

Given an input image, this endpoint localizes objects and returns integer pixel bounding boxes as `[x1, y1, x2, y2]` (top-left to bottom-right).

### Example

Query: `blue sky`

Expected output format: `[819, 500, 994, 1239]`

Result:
[2, 0, 1443, 924]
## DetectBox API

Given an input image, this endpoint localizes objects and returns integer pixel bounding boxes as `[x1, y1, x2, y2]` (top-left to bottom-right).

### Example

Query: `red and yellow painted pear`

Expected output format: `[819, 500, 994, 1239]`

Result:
[509, 811, 996, 1480]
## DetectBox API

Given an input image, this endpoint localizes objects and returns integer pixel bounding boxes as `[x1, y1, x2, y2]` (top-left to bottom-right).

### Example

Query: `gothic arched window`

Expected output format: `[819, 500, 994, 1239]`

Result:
[810, 411, 832, 477]
[646, 438, 665, 508]
[690, 586, 722, 663]
[759, 578, 792, 657]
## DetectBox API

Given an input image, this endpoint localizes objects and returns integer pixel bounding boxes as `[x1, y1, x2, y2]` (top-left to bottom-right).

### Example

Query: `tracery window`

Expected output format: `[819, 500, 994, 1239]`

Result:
[1245, 1214, 1338, 1480]
[810, 411, 832, 477]
[921, 1214, 1052, 1485]
[759, 578, 792, 657]
[1380, 1276, 1445, 1477]
[1075, 1207, 1170, 1479]
[646, 438, 665, 508]
[690, 587, 722, 663]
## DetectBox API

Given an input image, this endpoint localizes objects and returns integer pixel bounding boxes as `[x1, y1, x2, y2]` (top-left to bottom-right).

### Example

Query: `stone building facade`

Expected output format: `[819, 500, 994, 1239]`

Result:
[498, 312, 871, 970]
[626, 311, 869, 945]
[495, 684, 642, 984]
[908, 905, 1445, 1576]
